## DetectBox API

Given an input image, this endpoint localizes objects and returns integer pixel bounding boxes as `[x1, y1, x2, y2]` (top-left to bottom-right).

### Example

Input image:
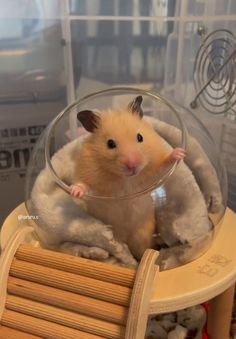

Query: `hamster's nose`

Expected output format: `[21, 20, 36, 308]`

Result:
[123, 157, 141, 174]
[126, 162, 137, 171]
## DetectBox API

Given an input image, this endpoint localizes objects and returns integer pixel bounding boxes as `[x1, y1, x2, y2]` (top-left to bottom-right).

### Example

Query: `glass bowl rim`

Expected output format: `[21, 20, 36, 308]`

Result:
[44, 86, 188, 200]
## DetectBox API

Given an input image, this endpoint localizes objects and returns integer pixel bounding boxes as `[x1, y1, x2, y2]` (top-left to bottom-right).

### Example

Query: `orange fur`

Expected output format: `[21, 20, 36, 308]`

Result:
[74, 109, 169, 196]
[72, 108, 171, 259]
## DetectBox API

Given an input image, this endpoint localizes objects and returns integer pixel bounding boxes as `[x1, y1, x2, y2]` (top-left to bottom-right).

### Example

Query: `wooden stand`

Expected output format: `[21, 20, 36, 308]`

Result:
[207, 285, 235, 339]
[1, 204, 236, 339]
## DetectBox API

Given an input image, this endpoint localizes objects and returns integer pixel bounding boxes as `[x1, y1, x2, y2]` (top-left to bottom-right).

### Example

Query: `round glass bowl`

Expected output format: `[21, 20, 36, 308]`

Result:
[25, 87, 227, 270]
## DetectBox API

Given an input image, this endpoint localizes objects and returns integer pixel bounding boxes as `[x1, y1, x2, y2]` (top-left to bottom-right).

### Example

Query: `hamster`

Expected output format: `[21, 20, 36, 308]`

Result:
[70, 96, 185, 260]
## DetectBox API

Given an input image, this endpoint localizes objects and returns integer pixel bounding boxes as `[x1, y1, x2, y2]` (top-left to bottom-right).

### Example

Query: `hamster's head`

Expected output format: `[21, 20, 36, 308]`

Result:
[77, 96, 168, 178]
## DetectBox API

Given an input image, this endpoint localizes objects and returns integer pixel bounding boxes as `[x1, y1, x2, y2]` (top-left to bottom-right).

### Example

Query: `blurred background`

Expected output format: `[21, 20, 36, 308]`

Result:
[0, 0, 235, 223]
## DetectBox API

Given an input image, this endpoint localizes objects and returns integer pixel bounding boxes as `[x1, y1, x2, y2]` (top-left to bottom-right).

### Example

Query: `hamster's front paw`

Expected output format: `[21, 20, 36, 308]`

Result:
[70, 183, 87, 198]
[170, 148, 186, 161]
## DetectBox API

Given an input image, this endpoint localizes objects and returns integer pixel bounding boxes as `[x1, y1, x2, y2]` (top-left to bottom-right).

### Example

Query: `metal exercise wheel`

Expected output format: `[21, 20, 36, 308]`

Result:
[191, 28, 236, 115]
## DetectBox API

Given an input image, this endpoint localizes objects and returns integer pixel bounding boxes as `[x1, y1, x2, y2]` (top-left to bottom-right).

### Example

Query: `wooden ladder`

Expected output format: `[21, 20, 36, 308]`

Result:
[0, 241, 159, 339]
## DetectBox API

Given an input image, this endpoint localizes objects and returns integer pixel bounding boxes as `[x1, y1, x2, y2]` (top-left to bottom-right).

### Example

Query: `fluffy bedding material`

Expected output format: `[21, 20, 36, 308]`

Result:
[29, 117, 223, 269]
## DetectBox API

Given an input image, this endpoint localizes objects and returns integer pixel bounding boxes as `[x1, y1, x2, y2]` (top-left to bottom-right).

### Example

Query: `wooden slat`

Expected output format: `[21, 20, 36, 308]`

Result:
[7, 277, 128, 325]
[1, 310, 103, 339]
[16, 244, 136, 287]
[10, 259, 132, 306]
[6, 295, 125, 339]
[125, 249, 159, 339]
[0, 326, 42, 339]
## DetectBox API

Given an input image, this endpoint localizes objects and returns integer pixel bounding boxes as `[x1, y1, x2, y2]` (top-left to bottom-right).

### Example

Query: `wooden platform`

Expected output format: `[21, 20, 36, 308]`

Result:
[1, 204, 236, 339]
[150, 208, 236, 314]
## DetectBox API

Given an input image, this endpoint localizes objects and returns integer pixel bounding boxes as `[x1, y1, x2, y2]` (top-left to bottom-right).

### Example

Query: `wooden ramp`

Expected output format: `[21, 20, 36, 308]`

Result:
[0, 240, 159, 339]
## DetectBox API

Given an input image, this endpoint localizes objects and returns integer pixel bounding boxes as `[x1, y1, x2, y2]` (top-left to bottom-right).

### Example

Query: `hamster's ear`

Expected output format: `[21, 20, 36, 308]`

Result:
[128, 96, 143, 118]
[77, 110, 100, 133]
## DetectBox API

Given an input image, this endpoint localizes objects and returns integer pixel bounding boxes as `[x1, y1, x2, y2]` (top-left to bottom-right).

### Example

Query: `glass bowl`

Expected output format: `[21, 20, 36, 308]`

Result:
[25, 87, 227, 270]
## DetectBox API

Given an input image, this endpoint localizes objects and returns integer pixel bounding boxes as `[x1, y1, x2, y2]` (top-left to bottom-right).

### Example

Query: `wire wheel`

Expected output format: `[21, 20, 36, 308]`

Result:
[191, 29, 236, 114]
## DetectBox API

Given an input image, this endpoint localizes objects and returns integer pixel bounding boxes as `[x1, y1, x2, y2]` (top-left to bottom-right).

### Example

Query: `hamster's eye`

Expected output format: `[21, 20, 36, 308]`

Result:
[107, 139, 117, 149]
[137, 133, 143, 143]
